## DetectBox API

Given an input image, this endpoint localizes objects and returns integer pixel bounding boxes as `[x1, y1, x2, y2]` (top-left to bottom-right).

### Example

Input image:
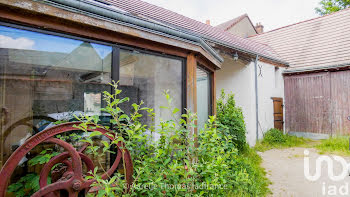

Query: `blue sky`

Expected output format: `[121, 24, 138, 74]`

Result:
[0, 26, 112, 58]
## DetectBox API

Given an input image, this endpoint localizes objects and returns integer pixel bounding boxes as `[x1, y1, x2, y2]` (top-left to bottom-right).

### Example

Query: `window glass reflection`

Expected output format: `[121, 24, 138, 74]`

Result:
[0, 25, 112, 166]
[197, 67, 210, 130]
[119, 50, 183, 140]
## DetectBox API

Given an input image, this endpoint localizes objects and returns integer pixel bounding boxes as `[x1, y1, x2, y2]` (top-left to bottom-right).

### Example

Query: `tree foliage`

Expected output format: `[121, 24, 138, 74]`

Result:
[315, 0, 350, 15]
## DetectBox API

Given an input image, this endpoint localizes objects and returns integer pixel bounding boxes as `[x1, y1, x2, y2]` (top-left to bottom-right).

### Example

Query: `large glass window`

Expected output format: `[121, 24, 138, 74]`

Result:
[119, 49, 183, 140]
[0, 25, 112, 166]
[196, 66, 211, 129]
[0, 24, 186, 196]
[0, 25, 185, 169]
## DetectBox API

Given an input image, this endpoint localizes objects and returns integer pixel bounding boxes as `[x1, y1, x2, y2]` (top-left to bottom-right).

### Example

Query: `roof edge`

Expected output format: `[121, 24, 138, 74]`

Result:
[41, 0, 224, 63]
[205, 37, 289, 66]
[246, 15, 259, 34]
[283, 62, 350, 74]
[218, 14, 247, 31]
[250, 7, 350, 38]
[41, 0, 288, 66]
[216, 14, 258, 34]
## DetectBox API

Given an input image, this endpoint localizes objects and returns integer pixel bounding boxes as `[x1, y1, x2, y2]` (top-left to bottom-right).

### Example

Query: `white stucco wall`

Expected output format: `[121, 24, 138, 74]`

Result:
[216, 57, 257, 145]
[216, 55, 285, 145]
[256, 61, 285, 138]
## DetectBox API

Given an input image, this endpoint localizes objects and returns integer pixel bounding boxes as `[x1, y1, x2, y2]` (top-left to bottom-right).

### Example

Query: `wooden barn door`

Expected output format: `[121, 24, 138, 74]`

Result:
[272, 97, 284, 131]
[285, 71, 350, 135]
[330, 70, 350, 135]
[285, 73, 332, 134]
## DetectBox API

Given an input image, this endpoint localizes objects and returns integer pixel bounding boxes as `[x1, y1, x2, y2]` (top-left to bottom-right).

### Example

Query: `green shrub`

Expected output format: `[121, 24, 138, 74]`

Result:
[217, 89, 246, 151]
[75, 83, 255, 196]
[263, 128, 287, 144]
[7, 83, 270, 197]
[255, 128, 310, 152]
[215, 89, 270, 196]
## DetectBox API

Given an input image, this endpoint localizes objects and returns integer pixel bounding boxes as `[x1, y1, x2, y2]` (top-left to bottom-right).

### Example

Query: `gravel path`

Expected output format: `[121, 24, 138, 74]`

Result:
[259, 147, 350, 197]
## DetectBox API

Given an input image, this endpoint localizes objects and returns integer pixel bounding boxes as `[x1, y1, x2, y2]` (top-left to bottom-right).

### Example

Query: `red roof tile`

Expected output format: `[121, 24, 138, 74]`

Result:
[105, 0, 284, 63]
[250, 8, 350, 70]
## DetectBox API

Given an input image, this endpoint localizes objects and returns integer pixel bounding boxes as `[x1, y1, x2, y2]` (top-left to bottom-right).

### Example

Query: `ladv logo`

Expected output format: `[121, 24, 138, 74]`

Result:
[304, 149, 349, 181]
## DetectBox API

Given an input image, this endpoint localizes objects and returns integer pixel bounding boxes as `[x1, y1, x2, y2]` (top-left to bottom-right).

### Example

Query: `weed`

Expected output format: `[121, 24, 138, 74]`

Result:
[254, 129, 311, 152]
[227, 145, 271, 196]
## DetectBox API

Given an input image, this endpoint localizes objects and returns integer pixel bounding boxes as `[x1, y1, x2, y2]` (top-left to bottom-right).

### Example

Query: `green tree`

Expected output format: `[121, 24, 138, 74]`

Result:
[315, 0, 350, 15]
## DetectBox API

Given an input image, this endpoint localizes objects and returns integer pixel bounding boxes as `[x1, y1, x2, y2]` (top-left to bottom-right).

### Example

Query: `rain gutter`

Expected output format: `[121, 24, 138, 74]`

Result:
[38, 0, 224, 63]
[283, 62, 350, 74]
[205, 37, 289, 67]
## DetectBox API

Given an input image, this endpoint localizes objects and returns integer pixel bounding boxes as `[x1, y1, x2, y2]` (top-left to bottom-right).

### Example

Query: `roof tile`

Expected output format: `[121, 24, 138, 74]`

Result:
[105, 0, 284, 62]
[250, 8, 350, 70]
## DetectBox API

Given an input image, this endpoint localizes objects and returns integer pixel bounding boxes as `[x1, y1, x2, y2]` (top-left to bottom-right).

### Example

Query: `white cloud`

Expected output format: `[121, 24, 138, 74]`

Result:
[142, 0, 320, 31]
[0, 35, 35, 50]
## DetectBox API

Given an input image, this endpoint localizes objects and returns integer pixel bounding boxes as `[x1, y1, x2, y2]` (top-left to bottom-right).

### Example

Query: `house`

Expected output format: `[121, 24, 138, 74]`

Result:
[250, 8, 350, 139]
[216, 14, 259, 38]
[0, 0, 289, 169]
[0, 0, 219, 167]
[214, 14, 288, 145]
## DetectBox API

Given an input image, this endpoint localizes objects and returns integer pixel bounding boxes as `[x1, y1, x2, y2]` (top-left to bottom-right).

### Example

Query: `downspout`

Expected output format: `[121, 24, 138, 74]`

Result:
[254, 55, 259, 142]
[42, 0, 223, 63]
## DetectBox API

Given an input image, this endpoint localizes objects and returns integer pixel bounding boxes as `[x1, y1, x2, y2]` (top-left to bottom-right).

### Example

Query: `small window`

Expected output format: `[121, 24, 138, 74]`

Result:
[275, 67, 280, 88]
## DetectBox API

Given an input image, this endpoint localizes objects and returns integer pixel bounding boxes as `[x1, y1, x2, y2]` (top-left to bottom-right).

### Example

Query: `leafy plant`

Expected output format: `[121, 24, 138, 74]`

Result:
[228, 145, 271, 196]
[7, 148, 57, 197]
[7, 82, 271, 197]
[263, 128, 287, 144]
[74, 82, 272, 196]
[28, 149, 60, 166]
[7, 173, 51, 197]
[74, 82, 202, 196]
[217, 89, 246, 152]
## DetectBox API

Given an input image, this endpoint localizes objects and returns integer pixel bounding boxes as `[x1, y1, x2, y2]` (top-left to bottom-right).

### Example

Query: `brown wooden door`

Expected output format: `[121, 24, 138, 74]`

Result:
[272, 97, 284, 131]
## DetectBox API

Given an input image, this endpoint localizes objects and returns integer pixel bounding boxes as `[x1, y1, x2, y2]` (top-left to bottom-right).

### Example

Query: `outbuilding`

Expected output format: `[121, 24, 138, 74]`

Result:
[251, 8, 350, 138]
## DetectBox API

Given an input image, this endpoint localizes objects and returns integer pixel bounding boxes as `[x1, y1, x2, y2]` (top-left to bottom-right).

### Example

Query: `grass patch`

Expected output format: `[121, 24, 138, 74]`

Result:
[228, 145, 271, 196]
[315, 136, 350, 156]
[254, 129, 311, 152]
[254, 129, 350, 156]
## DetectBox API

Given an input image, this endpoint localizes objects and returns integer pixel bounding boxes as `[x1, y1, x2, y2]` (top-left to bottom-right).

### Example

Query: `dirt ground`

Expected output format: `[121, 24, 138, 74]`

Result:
[259, 147, 350, 197]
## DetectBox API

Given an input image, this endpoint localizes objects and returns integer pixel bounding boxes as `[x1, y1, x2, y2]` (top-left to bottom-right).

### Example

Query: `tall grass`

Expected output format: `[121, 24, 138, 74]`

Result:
[315, 136, 350, 156]
[255, 129, 350, 156]
[227, 145, 271, 196]
[254, 129, 311, 152]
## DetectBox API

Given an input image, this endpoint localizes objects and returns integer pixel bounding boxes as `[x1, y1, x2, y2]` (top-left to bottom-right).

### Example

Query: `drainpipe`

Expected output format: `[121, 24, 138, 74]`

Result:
[254, 55, 259, 142]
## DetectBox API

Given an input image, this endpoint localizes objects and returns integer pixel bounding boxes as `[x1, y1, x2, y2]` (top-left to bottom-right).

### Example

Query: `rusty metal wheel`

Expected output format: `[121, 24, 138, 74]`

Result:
[0, 122, 133, 197]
